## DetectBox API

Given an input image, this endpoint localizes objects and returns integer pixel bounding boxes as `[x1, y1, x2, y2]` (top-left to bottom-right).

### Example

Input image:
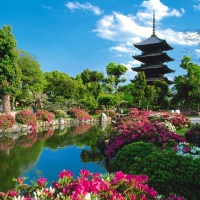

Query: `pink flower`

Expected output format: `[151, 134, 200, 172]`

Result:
[37, 177, 47, 186]
[183, 147, 190, 153]
[173, 146, 178, 151]
[9, 189, 19, 197]
[53, 181, 60, 188]
[80, 170, 90, 178]
[59, 170, 73, 179]
[17, 177, 24, 184]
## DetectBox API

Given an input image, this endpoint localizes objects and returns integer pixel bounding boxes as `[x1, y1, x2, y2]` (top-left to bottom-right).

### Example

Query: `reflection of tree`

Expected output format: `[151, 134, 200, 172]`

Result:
[80, 149, 103, 163]
[0, 141, 43, 192]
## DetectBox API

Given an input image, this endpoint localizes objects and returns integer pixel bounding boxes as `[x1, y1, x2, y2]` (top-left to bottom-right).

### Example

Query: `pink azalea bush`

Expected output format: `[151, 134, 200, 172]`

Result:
[0, 114, 15, 130]
[0, 170, 184, 200]
[69, 109, 92, 122]
[36, 110, 55, 122]
[15, 110, 37, 126]
[104, 108, 186, 159]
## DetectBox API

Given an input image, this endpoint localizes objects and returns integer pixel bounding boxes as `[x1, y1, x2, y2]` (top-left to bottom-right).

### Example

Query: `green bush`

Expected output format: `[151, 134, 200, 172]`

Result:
[185, 123, 200, 146]
[111, 145, 200, 199]
[0, 114, 15, 130]
[54, 110, 67, 119]
[110, 142, 155, 172]
[16, 110, 37, 126]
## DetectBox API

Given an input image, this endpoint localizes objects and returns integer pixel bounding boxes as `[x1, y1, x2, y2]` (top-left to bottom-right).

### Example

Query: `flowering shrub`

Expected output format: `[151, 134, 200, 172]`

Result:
[105, 120, 186, 159]
[54, 110, 68, 119]
[0, 114, 15, 130]
[185, 123, 200, 146]
[173, 142, 200, 159]
[108, 110, 117, 119]
[148, 113, 191, 130]
[15, 110, 37, 126]
[36, 110, 55, 122]
[161, 121, 176, 132]
[0, 169, 184, 200]
[69, 109, 92, 122]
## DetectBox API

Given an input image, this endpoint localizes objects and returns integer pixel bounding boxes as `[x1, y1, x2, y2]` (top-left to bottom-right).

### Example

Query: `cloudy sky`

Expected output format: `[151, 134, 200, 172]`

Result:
[1, 0, 200, 84]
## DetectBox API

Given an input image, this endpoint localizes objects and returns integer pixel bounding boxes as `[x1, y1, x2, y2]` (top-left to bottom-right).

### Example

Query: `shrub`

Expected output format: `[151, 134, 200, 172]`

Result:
[15, 110, 37, 126]
[0, 114, 15, 130]
[69, 109, 92, 122]
[111, 147, 200, 199]
[36, 110, 54, 122]
[107, 110, 117, 119]
[105, 120, 186, 159]
[53, 110, 67, 119]
[110, 142, 155, 172]
[185, 123, 200, 146]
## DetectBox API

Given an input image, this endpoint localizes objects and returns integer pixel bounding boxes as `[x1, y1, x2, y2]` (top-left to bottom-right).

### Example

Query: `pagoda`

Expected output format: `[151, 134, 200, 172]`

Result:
[131, 11, 175, 85]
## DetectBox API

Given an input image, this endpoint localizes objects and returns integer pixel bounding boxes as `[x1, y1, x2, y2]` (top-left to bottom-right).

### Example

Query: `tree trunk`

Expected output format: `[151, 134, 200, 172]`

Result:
[2, 94, 11, 114]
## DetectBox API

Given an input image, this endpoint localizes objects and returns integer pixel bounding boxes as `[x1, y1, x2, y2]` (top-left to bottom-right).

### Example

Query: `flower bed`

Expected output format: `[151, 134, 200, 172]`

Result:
[0, 170, 184, 200]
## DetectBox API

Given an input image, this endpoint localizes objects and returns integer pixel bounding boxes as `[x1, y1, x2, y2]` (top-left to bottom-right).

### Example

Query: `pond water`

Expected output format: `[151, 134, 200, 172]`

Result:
[0, 123, 110, 192]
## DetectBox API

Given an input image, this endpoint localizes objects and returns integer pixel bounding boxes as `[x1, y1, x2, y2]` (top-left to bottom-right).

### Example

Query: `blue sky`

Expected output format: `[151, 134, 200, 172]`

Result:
[1, 0, 200, 84]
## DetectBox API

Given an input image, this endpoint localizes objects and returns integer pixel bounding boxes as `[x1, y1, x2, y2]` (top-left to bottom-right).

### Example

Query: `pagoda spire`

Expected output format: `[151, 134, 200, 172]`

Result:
[152, 10, 156, 36]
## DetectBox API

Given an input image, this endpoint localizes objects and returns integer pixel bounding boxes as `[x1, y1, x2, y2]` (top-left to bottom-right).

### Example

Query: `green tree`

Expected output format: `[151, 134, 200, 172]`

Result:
[16, 49, 47, 107]
[44, 71, 78, 101]
[145, 85, 156, 111]
[0, 25, 21, 113]
[132, 71, 146, 108]
[80, 69, 104, 100]
[106, 62, 128, 93]
[173, 55, 200, 111]
[153, 80, 170, 109]
[98, 93, 120, 109]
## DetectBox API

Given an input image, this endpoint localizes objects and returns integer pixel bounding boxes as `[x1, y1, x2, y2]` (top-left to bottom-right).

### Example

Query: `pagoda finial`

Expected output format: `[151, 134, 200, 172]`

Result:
[152, 10, 156, 36]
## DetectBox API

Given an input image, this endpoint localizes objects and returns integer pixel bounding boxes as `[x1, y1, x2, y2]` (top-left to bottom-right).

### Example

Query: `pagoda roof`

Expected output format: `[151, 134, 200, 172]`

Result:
[133, 34, 173, 52]
[132, 52, 174, 64]
[132, 64, 175, 73]
[131, 76, 174, 85]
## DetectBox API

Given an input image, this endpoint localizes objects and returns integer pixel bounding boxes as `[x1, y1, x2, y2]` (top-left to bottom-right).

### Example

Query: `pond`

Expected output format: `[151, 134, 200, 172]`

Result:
[0, 123, 111, 192]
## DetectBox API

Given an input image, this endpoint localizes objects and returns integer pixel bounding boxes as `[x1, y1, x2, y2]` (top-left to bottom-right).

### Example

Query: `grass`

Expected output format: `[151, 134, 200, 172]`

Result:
[176, 127, 190, 136]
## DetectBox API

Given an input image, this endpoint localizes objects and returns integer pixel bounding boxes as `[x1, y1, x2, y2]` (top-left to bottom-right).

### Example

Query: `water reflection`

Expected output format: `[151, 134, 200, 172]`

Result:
[0, 123, 111, 192]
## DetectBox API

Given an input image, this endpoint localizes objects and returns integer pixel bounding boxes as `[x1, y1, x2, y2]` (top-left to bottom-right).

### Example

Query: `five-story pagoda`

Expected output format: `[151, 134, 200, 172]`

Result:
[131, 11, 175, 85]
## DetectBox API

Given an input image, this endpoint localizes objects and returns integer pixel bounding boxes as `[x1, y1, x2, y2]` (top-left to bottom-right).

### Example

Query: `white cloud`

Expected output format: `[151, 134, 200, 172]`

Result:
[37, 4, 52, 10]
[65, 1, 102, 15]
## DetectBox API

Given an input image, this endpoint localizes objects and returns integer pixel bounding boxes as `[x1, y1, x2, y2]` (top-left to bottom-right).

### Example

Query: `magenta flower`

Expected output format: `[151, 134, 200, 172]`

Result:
[183, 147, 190, 153]
[173, 146, 178, 151]
[9, 189, 19, 197]
[59, 170, 74, 179]
[17, 177, 24, 184]
[80, 169, 90, 178]
[37, 177, 47, 186]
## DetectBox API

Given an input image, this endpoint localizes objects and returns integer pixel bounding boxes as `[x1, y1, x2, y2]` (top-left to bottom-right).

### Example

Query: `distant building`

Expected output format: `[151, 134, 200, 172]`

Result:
[131, 11, 175, 85]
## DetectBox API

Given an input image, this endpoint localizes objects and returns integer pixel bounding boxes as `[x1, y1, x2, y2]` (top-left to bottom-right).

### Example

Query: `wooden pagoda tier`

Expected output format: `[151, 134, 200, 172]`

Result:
[131, 11, 175, 85]
[133, 34, 173, 53]
[132, 64, 175, 78]
[132, 52, 174, 64]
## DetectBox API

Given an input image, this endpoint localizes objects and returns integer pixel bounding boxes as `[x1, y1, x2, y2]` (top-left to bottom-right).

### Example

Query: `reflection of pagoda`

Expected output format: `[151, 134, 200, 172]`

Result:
[131, 11, 175, 85]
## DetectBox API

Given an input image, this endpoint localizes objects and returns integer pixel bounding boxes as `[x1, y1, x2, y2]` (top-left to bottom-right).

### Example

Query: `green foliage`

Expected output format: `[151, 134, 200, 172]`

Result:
[110, 142, 155, 172]
[0, 25, 21, 95]
[0, 114, 15, 130]
[98, 93, 120, 108]
[111, 146, 200, 199]
[15, 110, 37, 126]
[54, 110, 68, 119]
[185, 123, 200, 145]
[106, 62, 128, 92]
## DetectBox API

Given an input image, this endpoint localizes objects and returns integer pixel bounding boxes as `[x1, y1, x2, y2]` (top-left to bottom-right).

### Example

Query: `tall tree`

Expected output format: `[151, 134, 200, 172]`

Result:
[132, 71, 146, 108]
[173, 55, 200, 110]
[0, 25, 21, 113]
[44, 71, 78, 101]
[106, 62, 128, 93]
[16, 49, 47, 107]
